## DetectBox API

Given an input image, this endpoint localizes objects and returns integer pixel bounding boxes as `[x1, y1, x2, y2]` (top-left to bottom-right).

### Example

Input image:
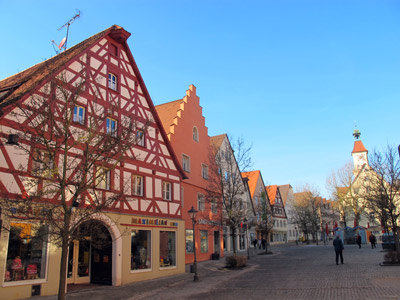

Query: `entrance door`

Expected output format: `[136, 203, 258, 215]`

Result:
[67, 239, 91, 284]
[214, 231, 220, 254]
[67, 221, 112, 286]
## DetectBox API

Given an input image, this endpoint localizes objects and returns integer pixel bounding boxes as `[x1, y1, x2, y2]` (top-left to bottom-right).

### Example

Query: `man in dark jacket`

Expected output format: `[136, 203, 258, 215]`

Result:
[333, 235, 344, 265]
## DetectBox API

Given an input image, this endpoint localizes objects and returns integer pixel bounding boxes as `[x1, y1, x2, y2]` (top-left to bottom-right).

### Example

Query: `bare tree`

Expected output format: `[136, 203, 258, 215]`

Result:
[326, 162, 365, 227]
[361, 145, 400, 253]
[0, 64, 148, 299]
[207, 135, 252, 255]
[254, 190, 273, 253]
[292, 187, 321, 244]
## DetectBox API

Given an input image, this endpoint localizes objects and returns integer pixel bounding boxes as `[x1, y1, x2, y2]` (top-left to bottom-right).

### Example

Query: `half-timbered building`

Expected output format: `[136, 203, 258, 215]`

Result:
[0, 25, 186, 299]
[267, 185, 288, 244]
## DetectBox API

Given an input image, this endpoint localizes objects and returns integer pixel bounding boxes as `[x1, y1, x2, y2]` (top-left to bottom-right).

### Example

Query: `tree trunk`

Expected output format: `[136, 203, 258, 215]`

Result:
[231, 226, 237, 255]
[58, 215, 71, 300]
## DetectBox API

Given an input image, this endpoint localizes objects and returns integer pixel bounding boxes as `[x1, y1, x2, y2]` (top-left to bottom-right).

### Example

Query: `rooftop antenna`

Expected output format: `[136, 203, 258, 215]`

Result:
[51, 11, 81, 53]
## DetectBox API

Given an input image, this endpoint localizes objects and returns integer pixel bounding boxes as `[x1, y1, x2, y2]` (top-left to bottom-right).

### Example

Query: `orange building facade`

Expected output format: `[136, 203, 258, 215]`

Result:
[156, 85, 223, 263]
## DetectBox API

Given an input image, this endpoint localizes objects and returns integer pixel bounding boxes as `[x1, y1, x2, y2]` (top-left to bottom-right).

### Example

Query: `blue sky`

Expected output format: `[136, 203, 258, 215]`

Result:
[1, 0, 400, 197]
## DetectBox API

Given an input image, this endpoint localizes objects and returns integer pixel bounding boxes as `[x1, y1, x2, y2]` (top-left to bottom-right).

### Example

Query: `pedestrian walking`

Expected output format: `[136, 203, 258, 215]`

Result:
[369, 234, 376, 249]
[258, 239, 261, 250]
[356, 234, 362, 249]
[261, 238, 266, 250]
[253, 239, 257, 248]
[333, 235, 344, 265]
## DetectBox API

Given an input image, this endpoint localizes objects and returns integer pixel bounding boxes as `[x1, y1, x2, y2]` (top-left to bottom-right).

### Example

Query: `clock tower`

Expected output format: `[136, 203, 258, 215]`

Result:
[351, 128, 368, 174]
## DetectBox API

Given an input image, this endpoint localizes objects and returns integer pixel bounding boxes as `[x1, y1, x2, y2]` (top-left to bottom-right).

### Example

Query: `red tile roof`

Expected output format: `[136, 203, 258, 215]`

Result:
[352, 140, 367, 153]
[266, 185, 278, 205]
[210, 134, 226, 150]
[242, 170, 260, 198]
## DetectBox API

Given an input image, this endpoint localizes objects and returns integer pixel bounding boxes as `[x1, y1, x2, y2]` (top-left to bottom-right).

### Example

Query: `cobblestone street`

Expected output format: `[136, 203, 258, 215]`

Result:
[32, 243, 400, 300]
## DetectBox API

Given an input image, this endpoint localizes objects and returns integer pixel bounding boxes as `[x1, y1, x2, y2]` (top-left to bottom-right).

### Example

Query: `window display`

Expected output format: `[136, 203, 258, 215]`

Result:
[200, 230, 208, 253]
[185, 230, 193, 253]
[5, 223, 48, 282]
[131, 230, 151, 270]
[159, 231, 176, 267]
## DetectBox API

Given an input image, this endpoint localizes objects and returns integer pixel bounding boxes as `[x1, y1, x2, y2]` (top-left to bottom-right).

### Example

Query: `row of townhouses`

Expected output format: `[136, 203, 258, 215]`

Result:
[0, 25, 369, 299]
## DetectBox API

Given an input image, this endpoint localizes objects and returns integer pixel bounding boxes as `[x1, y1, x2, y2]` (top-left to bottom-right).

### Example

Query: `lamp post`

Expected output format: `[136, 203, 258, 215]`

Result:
[188, 206, 199, 282]
[244, 218, 250, 259]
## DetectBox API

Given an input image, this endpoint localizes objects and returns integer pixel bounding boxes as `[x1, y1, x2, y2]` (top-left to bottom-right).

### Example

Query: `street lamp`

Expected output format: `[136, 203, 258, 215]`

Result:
[244, 218, 250, 259]
[188, 206, 199, 282]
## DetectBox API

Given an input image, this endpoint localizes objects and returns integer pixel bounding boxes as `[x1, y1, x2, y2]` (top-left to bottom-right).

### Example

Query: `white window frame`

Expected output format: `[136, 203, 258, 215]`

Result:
[136, 130, 145, 147]
[132, 175, 144, 196]
[97, 167, 111, 190]
[106, 117, 118, 137]
[201, 164, 208, 180]
[73, 105, 85, 125]
[182, 154, 190, 172]
[108, 73, 117, 91]
[162, 181, 172, 201]
[198, 193, 205, 211]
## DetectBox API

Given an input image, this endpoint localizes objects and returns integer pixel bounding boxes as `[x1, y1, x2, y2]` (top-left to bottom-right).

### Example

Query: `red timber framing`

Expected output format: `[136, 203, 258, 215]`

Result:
[0, 25, 186, 220]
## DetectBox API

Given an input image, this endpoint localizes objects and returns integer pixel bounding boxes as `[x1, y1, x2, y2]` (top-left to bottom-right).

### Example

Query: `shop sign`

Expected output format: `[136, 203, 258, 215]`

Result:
[131, 218, 178, 227]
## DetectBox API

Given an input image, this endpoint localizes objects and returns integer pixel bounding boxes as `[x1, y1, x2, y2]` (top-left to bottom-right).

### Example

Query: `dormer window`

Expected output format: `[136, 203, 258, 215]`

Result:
[192, 127, 199, 142]
[108, 73, 117, 91]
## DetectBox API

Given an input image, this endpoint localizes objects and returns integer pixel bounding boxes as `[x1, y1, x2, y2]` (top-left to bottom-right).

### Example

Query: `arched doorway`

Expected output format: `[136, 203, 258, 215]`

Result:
[67, 220, 113, 286]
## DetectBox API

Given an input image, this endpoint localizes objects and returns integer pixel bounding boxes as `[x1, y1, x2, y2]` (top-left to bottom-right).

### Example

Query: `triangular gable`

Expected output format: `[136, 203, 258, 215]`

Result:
[0, 25, 186, 179]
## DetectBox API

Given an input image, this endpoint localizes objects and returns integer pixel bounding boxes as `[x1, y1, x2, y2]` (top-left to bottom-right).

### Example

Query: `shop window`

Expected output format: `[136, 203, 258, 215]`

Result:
[200, 230, 208, 253]
[108, 73, 117, 91]
[185, 229, 193, 253]
[162, 182, 171, 201]
[131, 230, 151, 271]
[182, 154, 190, 172]
[159, 231, 176, 267]
[132, 175, 143, 196]
[5, 223, 48, 282]
[73, 105, 85, 125]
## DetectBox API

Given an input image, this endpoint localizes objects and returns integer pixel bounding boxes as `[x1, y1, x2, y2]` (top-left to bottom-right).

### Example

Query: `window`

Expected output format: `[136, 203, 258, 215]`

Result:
[198, 194, 205, 211]
[162, 182, 171, 201]
[106, 117, 117, 137]
[108, 73, 117, 91]
[192, 127, 199, 142]
[160, 231, 176, 267]
[185, 229, 193, 253]
[32, 150, 53, 178]
[5, 223, 48, 282]
[182, 155, 190, 172]
[211, 199, 218, 214]
[96, 167, 111, 190]
[132, 175, 143, 196]
[224, 171, 229, 182]
[73, 105, 85, 125]
[201, 164, 208, 180]
[131, 230, 151, 270]
[136, 130, 145, 147]
[200, 230, 208, 253]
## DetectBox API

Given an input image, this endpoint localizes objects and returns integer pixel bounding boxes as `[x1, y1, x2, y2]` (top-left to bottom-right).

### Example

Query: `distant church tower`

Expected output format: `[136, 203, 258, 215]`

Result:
[351, 128, 368, 174]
